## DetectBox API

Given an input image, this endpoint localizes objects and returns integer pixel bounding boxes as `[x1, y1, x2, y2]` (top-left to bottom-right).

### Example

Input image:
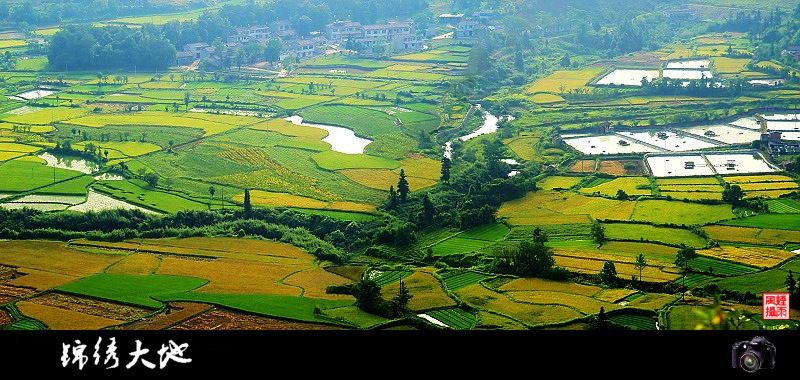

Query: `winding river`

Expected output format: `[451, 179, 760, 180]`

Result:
[284, 115, 373, 154]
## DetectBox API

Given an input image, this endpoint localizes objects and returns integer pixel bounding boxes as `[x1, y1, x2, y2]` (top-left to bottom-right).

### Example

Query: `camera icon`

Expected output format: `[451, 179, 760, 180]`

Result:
[732, 336, 776, 373]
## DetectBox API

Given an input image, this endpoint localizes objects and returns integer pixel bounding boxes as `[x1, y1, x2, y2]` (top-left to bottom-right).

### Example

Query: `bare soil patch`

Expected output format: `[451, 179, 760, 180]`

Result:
[0, 284, 38, 301]
[30, 292, 152, 321]
[0, 265, 16, 283]
[598, 160, 646, 176]
[170, 307, 351, 330]
[111, 302, 213, 330]
[568, 159, 596, 173]
[0, 309, 12, 326]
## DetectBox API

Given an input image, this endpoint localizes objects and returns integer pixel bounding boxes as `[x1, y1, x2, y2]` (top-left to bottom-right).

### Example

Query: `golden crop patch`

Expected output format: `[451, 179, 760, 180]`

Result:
[499, 191, 635, 221]
[380, 270, 457, 311]
[593, 288, 639, 303]
[105, 254, 161, 276]
[505, 134, 541, 161]
[539, 176, 582, 190]
[579, 177, 651, 197]
[702, 225, 800, 246]
[282, 268, 356, 301]
[505, 290, 622, 314]
[16, 301, 125, 330]
[723, 174, 796, 183]
[338, 168, 437, 191]
[498, 277, 600, 296]
[157, 257, 304, 296]
[0, 241, 122, 278]
[6, 269, 80, 290]
[697, 246, 796, 268]
[505, 215, 592, 226]
[325, 265, 368, 281]
[454, 284, 583, 326]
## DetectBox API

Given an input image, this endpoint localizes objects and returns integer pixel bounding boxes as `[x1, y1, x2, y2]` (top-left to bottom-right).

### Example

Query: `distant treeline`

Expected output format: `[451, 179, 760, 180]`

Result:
[47, 24, 176, 71]
[0, 207, 370, 264]
[0, 0, 213, 27]
[217, 0, 429, 33]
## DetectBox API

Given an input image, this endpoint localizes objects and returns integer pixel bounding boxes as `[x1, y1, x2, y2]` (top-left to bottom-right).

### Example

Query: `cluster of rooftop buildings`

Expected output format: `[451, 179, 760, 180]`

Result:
[325, 20, 423, 55]
[176, 18, 429, 67]
[438, 9, 497, 39]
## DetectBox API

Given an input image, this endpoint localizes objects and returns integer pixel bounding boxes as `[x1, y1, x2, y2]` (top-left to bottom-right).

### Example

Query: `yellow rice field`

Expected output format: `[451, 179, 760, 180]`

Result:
[527, 67, 606, 94]
[325, 265, 367, 282]
[697, 246, 795, 268]
[104, 253, 162, 276]
[505, 290, 623, 314]
[394, 154, 442, 180]
[744, 189, 798, 198]
[630, 199, 736, 225]
[474, 311, 529, 330]
[658, 184, 725, 192]
[625, 293, 678, 310]
[553, 255, 679, 283]
[0, 122, 54, 133]
[660, 191, 722, 200]
[454, 283, 584, 326]
[235, 190, 377, 213]
[71, 237, 314, 264]
[339, 168, 437, 191]
[593, 288, 639, 303]
[15, 301, 125, 330]
[656, 177, 722, 185]
[282, 268, 356, 301]
[504, 215, 592, 226]
[0, 240, 122, 279]
[64, 112, 261, 136]
[723, 175, 796, 183]
[0, 142, 43, 153]
[579, 177, 652, 197]
[703, 225, 800, 246]
[530, 93, 565, 104]
[4, 107, 88, 125]
[5, 268, 82, 290]
[497, 277, 601, 296]
[538, 176, 582, 190]
[503, 133, 540, 161]
[380, 269, 457, 311]
[735, 182, 798, 191]
[217, 167, 338, 202]
[711, 57, 751, 73]
[0, 151, 25, 161]
[236, 189, 333, 210]
[74, 141, 161, 157]
[156, 256, 301, 295]
[386, 64, 431, 71]
[498, 191, 636, 221]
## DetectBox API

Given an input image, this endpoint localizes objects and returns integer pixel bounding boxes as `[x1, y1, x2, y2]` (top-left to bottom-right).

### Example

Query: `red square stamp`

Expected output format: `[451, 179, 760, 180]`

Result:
[762, 292, 790, 320]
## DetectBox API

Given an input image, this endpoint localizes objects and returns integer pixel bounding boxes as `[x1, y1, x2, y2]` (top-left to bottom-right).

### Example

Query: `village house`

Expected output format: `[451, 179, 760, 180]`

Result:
[664, 9, 698, 20]
[176, 42, 216, 65]
[456, 20, 482, 38]
[269, 20, 296, 39]
[438, 13, 464, 24]
[227, 25, 270, 43]
[326, 21, 364, 42]
[175, 50, 195, 66]
[391, 33, 423, 52]
[327, 19, 422, 54]
[782, 46, 800, 60]
[472, 9, 496, 21]
[282, 36, 329, 61]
